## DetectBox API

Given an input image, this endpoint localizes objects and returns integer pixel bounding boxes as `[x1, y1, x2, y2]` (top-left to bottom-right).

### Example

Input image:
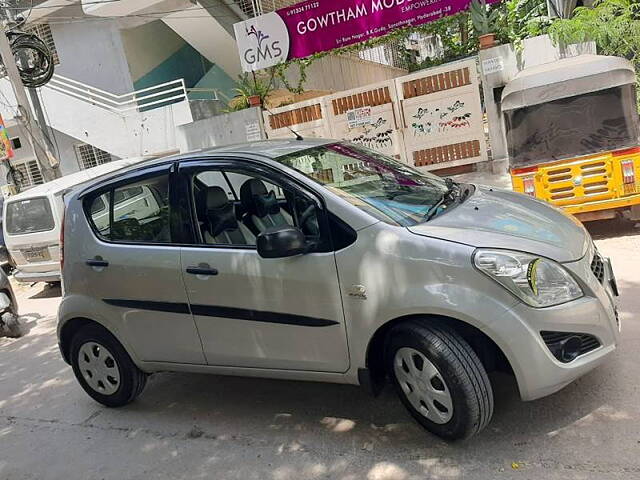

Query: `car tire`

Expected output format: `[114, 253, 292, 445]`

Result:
[70, 324, 147, 407]
[386, 320, 494, 440]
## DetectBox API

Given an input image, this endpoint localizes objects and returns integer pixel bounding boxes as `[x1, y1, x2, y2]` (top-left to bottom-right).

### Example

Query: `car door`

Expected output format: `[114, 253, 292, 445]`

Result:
[178, 159, 350, 373]
[83, 166, 206, 365]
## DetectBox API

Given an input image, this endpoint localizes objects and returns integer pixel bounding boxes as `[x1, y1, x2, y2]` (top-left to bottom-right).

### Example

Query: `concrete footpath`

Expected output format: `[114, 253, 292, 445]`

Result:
[1, 197, 639, 479]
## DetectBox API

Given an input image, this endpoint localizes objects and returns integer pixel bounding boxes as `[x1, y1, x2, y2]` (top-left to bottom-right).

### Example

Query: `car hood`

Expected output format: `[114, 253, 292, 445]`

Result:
[407, 186, 590, 263]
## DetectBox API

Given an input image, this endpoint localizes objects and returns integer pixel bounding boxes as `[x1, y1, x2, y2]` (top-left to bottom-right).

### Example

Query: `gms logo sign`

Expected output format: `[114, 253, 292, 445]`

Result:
[234, 12, 290, 72]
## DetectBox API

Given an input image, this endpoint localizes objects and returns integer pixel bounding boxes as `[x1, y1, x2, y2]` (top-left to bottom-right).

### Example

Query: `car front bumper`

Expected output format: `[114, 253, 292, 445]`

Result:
[492, 249, 620, 402]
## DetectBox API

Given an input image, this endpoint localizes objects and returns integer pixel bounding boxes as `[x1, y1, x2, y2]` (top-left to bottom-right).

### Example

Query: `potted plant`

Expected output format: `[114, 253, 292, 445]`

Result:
[229, 72, 275, 110]
[471, 0, 500, 49]
[248, 94, 262, 107]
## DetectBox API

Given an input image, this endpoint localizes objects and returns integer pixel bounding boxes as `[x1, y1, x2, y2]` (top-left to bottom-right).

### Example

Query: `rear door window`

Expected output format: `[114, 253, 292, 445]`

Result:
[87, 174, 172, 244]
[6, 197, 55, 234]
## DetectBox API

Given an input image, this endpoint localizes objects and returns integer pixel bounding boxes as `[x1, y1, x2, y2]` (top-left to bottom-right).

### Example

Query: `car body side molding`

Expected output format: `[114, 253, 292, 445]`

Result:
[103, 299, 190, 314]
[190, 304, 339, 327]
[102, 299, 338, 327]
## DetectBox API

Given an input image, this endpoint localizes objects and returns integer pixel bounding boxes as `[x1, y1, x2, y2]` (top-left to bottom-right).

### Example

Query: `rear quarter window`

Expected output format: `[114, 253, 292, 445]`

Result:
[6, 197, 55, 235]
[86, 174, 172, 244]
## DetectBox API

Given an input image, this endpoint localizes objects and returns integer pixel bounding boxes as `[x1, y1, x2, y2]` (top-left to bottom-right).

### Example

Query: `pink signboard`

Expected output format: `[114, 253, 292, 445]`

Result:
[234, 0, 498, 72]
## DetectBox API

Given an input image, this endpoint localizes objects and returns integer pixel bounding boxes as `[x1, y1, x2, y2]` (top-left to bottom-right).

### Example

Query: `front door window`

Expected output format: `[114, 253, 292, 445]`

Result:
[190, 168, 320, 247]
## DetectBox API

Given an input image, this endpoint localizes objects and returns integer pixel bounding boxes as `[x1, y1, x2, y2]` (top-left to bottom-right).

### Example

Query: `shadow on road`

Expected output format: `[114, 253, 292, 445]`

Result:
[585, 218, 640, 240]
[28, 284, 62, 300]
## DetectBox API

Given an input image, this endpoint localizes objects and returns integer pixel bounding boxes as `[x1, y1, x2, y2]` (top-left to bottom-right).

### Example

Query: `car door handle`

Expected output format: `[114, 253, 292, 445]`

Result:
[86, 259, 109, 268]
[186, 266, 218, 276]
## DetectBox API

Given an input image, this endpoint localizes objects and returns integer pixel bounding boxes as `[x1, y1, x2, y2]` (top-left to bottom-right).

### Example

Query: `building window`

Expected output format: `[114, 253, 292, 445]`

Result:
[234, 0, 257, 17]
[25, 23, 59, 65]
[11, 159, 43, 189]
[75, 144, 112, 170]
[10, 137, 21, 149]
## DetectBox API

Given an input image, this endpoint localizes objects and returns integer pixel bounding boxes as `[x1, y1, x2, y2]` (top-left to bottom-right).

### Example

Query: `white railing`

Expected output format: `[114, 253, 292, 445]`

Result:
[44, 74, 188, 114]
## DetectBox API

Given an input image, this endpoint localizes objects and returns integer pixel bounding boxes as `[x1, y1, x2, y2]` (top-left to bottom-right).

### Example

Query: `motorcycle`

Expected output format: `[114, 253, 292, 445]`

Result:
[0, 271, 21, 338]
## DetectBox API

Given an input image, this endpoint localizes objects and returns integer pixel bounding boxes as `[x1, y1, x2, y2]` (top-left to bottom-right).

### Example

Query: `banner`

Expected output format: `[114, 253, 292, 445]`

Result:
[0, 115, 14, 161]
[235, 0, 492, 72]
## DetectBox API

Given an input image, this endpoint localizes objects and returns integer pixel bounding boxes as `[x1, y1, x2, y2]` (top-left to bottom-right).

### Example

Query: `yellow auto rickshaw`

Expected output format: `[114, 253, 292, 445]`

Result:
[503, 54, 640, 222]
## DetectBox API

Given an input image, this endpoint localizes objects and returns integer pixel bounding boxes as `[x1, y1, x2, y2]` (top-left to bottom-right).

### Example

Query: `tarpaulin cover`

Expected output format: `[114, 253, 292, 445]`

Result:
[501, 55, 636, 111]
[505, 85, 640, 168]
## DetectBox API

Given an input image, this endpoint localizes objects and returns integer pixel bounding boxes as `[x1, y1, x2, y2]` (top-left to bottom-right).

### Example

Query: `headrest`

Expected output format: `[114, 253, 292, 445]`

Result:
[240, 179, 280, 218]
[206, 186, 230, 210]
[203, 186, 237, 237]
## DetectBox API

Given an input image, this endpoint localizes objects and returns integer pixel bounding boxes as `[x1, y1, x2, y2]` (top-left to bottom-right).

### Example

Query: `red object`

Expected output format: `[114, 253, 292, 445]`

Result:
[479, 33, 496, 50]
[248, 95, 262, 107]
[621, 159, 636, 185]
[613, 146, 640, 157]
[511, 166, 539, 175]
[0, 114, 14, 160]
[522, 176, 536, 196]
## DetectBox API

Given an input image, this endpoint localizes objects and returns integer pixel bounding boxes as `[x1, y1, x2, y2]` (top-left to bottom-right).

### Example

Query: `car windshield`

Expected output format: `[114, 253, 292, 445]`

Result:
[505, 85, 640, 168]
[6, 197, 55, 235]
[276, 143, 452, 226]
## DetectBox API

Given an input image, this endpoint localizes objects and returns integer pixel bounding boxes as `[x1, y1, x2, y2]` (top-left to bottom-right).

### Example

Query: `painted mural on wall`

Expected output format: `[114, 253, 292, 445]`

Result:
[409, 99, 473, 137]
[399, 59, 488, 170]
[350, 116, 394, 150]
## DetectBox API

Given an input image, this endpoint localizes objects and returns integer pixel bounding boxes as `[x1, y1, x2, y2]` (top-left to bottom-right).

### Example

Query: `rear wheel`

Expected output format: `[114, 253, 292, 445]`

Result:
[70, 324, 147, 407]
[386, 321, 493, 440]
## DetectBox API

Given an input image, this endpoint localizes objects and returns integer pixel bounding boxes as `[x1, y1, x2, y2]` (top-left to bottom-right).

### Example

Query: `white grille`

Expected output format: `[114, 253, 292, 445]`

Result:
[12, 159, 43, 189]
[25, 23, 59, 65]
[28, 159, 43, 184]
[75, 144, 113, 170]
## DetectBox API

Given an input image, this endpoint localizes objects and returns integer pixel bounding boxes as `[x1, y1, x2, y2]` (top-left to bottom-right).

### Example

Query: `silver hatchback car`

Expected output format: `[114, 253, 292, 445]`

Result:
[58, 139, 620, 440]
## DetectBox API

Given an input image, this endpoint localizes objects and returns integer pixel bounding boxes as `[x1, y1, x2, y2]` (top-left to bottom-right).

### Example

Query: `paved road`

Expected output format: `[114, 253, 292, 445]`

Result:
[0, 221, 639, 480]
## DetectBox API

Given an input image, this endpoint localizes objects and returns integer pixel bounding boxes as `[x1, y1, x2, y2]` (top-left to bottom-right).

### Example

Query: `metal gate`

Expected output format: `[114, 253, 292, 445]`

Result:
[263, 57, 488, 171]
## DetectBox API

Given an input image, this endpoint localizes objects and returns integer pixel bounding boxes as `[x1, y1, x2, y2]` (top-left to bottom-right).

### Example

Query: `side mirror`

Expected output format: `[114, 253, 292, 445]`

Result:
[257, 225, 307, 259]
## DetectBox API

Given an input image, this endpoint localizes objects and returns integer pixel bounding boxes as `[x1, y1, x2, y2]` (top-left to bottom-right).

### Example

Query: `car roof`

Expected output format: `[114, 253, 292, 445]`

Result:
[71, 138, 340, 196]
[6, 156, 151, 202]
[200, 138, 336, 158]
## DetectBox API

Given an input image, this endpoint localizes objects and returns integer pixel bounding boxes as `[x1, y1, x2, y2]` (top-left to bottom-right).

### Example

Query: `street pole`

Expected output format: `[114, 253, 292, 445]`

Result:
[0, 15, 59, 182]
[27, 87, 56, 155]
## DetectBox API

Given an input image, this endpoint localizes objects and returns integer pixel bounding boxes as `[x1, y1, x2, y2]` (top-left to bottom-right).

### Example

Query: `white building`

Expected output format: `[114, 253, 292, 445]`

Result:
[0, 0, 408, 191]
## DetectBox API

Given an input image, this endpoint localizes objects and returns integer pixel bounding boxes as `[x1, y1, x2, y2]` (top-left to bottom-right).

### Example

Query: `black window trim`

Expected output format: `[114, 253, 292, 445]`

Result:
[79, 155, 358, 252]
[177, 157, 334, 252]
[82, 164, 180, 247]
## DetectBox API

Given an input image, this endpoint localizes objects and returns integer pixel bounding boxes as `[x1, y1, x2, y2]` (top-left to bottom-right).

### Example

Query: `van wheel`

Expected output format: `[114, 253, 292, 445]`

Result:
[386, 321, 493, 440]
[70, 324, 147, 407]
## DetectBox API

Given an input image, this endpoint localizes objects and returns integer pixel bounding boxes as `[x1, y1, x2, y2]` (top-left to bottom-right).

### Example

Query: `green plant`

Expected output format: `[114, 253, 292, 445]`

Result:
[228, 71, 276, 111]
[495, 0, 551, 52]
[470, 0, 500, 35]
[549, 0, 640, 107]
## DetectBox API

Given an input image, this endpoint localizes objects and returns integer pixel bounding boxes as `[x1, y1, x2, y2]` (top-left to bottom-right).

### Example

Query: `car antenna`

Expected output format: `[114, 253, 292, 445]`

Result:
[262, 104, 304, 141]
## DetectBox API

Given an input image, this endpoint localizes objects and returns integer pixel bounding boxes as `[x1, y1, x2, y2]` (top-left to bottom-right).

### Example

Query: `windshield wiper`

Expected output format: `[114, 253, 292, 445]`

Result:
[424, 178, 460, 221]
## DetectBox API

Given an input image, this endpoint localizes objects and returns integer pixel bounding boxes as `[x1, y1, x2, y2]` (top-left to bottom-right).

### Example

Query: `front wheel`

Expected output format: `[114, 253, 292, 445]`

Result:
[386, 321, 494, 440]
[70, 324, 147, 407]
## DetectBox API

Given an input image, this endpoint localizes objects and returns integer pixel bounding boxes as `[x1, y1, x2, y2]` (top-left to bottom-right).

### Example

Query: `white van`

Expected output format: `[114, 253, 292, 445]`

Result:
[3, 158, 149, 283]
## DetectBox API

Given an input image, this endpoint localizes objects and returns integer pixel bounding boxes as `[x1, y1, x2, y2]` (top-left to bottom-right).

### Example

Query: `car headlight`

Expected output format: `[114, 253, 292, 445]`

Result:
[474, 249, 583, 307]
